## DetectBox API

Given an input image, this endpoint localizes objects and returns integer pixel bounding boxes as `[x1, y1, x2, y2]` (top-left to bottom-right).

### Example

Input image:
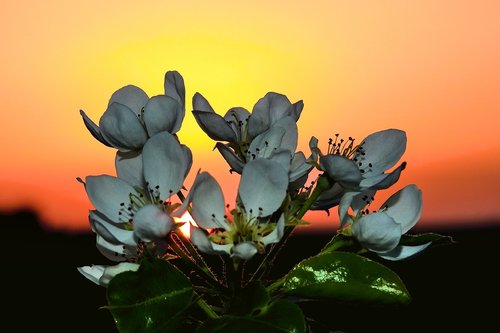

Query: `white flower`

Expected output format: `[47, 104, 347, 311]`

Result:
[349, 185, 430, 261]
[193, 92, 312, 182]
[83, 131, 191, 262]
[186, 158, 289, 260]
[80, 71, 185, 152]
[77, 262, 139, 287]
[313, 129, 407, 222]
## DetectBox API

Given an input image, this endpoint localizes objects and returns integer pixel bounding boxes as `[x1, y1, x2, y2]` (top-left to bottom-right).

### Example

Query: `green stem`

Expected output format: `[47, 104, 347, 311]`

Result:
[266, 276, 286, 293]
[296, 173, 333, 219]
[196, 297, 219, 319]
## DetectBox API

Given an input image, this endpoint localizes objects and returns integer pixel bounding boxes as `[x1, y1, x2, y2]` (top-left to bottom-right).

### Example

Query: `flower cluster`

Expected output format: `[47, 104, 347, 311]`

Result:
[77, 70, 440, 332]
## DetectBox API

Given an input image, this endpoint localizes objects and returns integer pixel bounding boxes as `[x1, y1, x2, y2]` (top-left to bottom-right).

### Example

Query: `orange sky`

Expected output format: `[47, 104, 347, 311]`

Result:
[1, 0, 499, 232]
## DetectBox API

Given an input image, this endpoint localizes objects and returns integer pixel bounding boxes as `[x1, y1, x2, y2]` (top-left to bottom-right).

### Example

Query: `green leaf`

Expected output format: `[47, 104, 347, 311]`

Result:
[106, 258, 193, 333]
[400, 233, 454, 247]
[197, 299, 306, 333]
[283, 251, 410, 304]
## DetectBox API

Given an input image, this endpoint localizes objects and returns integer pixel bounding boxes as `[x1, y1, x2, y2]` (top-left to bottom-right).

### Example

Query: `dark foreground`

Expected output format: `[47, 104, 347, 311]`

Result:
[2, 210, 498, 332]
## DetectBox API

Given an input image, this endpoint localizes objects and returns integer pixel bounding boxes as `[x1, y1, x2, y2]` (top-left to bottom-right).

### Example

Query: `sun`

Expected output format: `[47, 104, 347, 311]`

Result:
[174, 211, 196, 238]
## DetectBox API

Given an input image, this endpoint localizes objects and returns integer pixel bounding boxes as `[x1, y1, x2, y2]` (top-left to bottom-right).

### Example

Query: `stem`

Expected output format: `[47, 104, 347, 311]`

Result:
[196, 297, 219, 319]
[266, 276, 286, 293]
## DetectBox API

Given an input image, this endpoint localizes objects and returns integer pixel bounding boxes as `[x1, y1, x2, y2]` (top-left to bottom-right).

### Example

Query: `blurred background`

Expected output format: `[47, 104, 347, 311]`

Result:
[1, 1, 499, 331]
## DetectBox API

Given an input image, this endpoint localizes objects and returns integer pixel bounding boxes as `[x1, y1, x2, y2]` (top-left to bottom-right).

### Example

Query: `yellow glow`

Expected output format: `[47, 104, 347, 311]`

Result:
[175, 211, 196, 239]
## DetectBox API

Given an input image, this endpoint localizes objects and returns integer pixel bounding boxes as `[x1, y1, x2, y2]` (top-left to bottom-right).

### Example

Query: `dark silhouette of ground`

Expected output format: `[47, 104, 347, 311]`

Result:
[1, 210, 498, 332]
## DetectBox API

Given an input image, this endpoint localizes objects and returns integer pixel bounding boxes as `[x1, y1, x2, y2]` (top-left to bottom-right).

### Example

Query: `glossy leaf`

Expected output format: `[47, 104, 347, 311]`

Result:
[106, 258, 193, 333]
[283, 251, 410, 304]
[197, 299, 306, 333]
[400, 233, 454, 247]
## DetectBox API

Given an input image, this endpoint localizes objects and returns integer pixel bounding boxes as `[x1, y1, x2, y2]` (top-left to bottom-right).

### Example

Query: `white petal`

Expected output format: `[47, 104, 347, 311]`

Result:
[308, 136, 322, 161]
[272, 116, 298, 154]
[290, 152, 312, 182]
[382, 185, 423, 234]
[268, 149, 292, 174]
[215, 143, 244, 174]
[79, 110, 113, 147]
[142, 131, 187, 201]
[164, 70, 186, 112]
[354, 129, 406, 177]
[115, 150, 145, 189]
[181, 144, 193, 178]
[338, 191, 360, 227]
[89, 210, 137, 246]
[133, 205, 174, 242]
[320, 155, 362, 189]
[99, 102, 148, 151]
[232, 242, 258, 260]
[365, 162, 407, 190]
[190, 226, 231, 255]
[238, 159, 288, 217]
[224, 107, 250, 137]
[248, 126, 285, 159]
[99, 262, 140, 287]
[378, 243, 431, 261]
[192, 92, 215, 113]
[108, 85, 149, 115]
[311, 183, 344, 210]
[192, 111, 237, 141]
[261, 214, 285, 246]
[251, 92, 292, 133]
[85, 175, 139, 222]
[96, 235, 132, 262]
[350, 189, 377, 216]
[352, 212, 402, 253]
[190, 172, 229, 229]
[78, 265, 106, 286]
[144, 95, 182, 135]
[291, 100, 304, 121]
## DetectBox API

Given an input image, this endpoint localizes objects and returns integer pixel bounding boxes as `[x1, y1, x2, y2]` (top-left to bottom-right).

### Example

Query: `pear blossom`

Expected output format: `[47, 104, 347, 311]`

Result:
[186, 158, 289, 260]
[77, 262, 139, 287]
[347, 184, 430, 261]
[78, 131, 191, 285]
[312, 129, 407, 222]
[80, 71, 185, 152]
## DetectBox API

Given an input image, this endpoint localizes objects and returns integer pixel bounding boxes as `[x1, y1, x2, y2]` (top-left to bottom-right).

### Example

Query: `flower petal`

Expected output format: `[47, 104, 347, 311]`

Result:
[192, 110, 237, 141]
[352, 212, 402, 253]
[291, 100, 304, 121]
[359, 162, 406, 190]
[192, 92, 215, 113]
[338, 191, 361, 226]
[108, 85, 149, 115]
[248, 125, 285, 159]
[382, 185, 423, 234]
[99, 102, 148, 151]
[378, 243, 431, 261]
[78, 265, 106, 286]
[164, 70, 186, 112]
[272, 116, 298, 154]
[215, 142, 244, 174]
[190, 172, 229, 229]
[133, 204, 174, 242]
[232, 242, 258, 260]
[142, 131, 187, 201]
[96, 235, 133, 261]
[249, 92, 292, 139]
[190, 226, 231, 255]
[115, 150, 145, 189]
[89, 210, 137, 247]
[85, 175, 139, 222]
[143, 95, 182, 135]
[290, 151, 312, 182]
[100, 262, 140, 287]
[354, 129, 406, 177]
[79, 110, 113, 147]
[320, 155, 362, 189]
[238, 159, 288, 217]
[311, 183, 344, 210]
[181, 144, 193, 178]
[268, 149, 292, 174]
[224, 107, 250, 138]
[261, 214, 285, 246]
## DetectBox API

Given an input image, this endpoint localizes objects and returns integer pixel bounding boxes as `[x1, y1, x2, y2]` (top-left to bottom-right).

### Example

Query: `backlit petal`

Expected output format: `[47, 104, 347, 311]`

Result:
[115, 150, 145, 189]
[378, 243, 431, 261]
[320, 155, 362, 189]
[108, 85, 148, 115]
[144, 95, 182, 135]
[190, 172, 229, 229]
[133, 205, 174, 242]
[352, 212, 402, 253]
[382, 185, 423, 234]
[232, 242, 258, 260]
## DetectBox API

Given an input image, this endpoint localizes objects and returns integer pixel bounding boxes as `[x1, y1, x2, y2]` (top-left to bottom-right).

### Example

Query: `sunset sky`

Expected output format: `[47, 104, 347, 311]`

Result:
[1, 0, 499, 232]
